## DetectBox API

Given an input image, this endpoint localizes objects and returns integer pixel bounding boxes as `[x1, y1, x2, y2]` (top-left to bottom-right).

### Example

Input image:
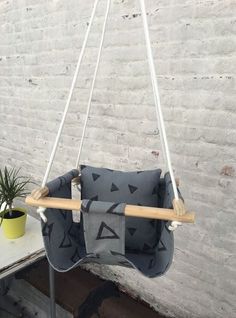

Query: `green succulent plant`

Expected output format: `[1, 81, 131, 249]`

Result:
[0, 167, 31, 223]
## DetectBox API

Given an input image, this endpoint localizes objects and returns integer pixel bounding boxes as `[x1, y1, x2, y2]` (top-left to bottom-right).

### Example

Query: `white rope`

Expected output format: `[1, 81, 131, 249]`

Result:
[139, 0, 179, 200]
[37, 206, 47, 223]
[75, 0, 111, 168]
[168, 221, 182, 231]
[151, 76, 167, 167]
[39, 0, 100, 221]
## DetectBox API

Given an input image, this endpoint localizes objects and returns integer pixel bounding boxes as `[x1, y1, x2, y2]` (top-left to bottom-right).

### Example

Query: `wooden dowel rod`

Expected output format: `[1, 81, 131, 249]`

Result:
[25, 196, 195, 223]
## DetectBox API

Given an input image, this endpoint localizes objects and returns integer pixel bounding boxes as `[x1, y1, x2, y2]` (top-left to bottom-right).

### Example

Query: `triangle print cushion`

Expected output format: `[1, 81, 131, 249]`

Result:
[80, 165, 162, 253]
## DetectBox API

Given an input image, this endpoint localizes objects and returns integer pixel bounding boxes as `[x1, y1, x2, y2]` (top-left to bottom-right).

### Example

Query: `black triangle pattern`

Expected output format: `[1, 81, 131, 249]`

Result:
[58, 176, 67, 189]
[152, 185, 158, 195]
[66, 181, 72, 191]
[92, 173, 100, 181]
[128, 184, 138, 194]
[127, 227, 136, 236]
[158, 240, 167, 252]
[70, 248, 81, 263]
[106, 203, 120, 214]
[68, 223, 80, 243]
[155, 262, 170, 276]
[42, 223, 54, 241]
[110, 183, 119, 192]
[156, 222, 164, 237]
[60, 210, 67, 220]
[59, 232, 73, 248]
[143, 243, 152, 251]
[68, 223, 75, 237]
[148, 258, 155, 269]
[96, 222, 120, 240]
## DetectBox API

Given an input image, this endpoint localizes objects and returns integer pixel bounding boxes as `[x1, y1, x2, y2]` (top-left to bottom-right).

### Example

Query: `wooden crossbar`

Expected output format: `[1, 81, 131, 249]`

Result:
[25, 196, 195, 223]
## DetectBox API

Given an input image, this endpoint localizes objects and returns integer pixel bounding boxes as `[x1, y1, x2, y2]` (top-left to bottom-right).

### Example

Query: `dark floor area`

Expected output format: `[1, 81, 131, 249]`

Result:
[21, 258, 164, 318]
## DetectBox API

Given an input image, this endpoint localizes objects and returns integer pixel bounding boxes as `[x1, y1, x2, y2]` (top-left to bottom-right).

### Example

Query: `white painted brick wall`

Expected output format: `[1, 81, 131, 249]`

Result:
[0, 0, 236, 317]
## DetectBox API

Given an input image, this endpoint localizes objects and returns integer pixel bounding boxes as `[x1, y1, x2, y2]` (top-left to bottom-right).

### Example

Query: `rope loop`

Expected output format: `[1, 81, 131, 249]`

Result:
[168, 221, 182, 231]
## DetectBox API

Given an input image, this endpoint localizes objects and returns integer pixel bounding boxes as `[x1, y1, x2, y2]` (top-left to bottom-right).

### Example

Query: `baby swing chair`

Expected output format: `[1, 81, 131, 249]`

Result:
[26, 0, 195, 316]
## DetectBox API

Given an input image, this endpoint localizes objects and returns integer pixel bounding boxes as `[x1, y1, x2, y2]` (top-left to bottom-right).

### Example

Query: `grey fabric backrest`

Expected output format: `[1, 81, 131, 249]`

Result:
[80, 165, 162, 253]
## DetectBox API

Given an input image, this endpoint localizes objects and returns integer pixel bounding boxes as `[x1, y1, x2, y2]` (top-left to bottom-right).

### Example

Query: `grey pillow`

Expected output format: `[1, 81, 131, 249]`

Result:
[80, 165, 162, 253]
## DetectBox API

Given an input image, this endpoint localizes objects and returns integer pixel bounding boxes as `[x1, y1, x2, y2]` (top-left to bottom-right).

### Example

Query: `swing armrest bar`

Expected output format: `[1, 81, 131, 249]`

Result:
[25, 196, 195, 223]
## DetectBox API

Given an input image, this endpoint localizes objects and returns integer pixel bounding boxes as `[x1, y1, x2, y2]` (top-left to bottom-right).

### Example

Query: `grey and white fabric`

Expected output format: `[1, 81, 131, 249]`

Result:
[82, 200, 126, 265]
[41, 166, 177, 277]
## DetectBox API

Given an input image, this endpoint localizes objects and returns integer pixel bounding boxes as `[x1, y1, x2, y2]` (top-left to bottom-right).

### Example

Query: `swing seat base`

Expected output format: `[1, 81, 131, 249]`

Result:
[26, 167, 195, 277]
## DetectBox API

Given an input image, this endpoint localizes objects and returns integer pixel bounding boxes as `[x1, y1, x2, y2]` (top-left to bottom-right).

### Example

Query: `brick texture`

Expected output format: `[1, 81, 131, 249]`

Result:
[0, 0, 236, 317]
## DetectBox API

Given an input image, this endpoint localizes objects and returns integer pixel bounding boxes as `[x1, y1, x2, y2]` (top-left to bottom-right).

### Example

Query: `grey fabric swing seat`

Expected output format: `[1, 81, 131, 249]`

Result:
[42, 165, 179, 277]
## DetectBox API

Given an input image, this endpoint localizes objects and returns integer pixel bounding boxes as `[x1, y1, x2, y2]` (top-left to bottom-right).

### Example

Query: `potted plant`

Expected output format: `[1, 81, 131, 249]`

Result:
[0, 167, 31, 239]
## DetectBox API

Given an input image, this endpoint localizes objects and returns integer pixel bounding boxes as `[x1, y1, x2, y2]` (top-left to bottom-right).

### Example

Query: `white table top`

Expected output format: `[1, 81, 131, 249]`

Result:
[0, 215, 45, 279]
